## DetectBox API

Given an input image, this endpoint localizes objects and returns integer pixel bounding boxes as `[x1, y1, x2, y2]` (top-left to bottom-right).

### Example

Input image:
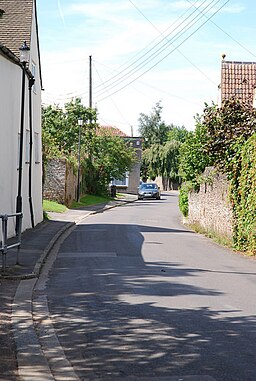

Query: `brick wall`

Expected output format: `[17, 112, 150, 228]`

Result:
[187, 168, 233, 239]
[43, 159, 77, 207]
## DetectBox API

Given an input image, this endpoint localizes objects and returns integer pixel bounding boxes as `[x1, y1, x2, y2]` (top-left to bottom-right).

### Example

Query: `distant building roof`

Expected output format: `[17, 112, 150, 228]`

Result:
[221, 60, 256, 105]
[98, 125, 128, 137]
[0, 0, 33, 57]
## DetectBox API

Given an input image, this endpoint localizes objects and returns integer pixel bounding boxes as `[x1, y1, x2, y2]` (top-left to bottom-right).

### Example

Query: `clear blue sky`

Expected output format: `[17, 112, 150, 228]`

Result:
[37, 0, 256, 135]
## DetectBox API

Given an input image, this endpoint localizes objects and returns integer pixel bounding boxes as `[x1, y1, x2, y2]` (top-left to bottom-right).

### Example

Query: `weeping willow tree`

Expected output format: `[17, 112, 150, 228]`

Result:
[161, 140, 181, 188]
[138, 101, 188, 187]
[142, 144, 162, 180]
[142, 140, 181, 188]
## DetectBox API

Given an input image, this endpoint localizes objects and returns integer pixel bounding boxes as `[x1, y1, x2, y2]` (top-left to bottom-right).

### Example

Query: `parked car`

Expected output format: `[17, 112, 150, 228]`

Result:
[138, 183, 161, 200]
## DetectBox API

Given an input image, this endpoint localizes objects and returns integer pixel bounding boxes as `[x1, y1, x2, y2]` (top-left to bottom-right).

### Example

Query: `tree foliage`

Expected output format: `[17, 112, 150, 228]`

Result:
[179, 116, 212, 186]
[42, 98, 136, 196]
[232, 133, 256, 254]
[139, 101, 187, 184]
[84, 135, 136, 195]
[167, 125, 188, 143]
[138, 102, 170, 147]
[179, 98, 256, 254]
[203, 99, 256, 174]
[42, 98, 97, 159]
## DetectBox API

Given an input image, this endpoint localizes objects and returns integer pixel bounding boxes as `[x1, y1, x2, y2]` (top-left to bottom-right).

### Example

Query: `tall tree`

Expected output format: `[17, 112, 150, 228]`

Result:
[138, 102, 170, 147]
[179, 116, 212, 185]
[42, 98, 136, 195]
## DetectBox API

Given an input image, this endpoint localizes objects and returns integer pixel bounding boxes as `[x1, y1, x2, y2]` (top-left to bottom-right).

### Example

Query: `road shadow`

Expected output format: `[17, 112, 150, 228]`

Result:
[40, 221, 256, 381]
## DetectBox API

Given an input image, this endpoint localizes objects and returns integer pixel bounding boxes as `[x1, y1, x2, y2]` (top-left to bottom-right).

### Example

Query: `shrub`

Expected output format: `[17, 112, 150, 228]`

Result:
[179, 182, 194, 217]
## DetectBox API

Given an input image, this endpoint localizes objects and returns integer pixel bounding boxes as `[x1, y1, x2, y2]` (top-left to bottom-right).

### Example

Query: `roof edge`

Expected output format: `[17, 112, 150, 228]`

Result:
[33, 0, 43, 90]
[223, 60, 256, 65]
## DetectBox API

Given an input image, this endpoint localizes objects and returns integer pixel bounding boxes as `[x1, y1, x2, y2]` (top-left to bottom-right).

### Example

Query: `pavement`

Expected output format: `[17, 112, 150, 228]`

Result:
[0, 194, 137, 381]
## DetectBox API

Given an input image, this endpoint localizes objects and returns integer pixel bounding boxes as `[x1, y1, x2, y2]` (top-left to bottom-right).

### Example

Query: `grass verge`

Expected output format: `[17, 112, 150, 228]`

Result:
[43, 200, 68, 213]
[186, 222, 233, 249]
[71, 194, 112, 209]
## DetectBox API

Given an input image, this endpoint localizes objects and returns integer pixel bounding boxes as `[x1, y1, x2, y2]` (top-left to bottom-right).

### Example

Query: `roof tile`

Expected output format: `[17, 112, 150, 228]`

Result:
[0, 0, 33, 57]
[221, 60, 256, 105]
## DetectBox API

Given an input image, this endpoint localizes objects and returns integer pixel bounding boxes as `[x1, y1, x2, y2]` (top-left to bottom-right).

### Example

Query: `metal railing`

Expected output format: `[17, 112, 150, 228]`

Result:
[0, 213, 23, 273]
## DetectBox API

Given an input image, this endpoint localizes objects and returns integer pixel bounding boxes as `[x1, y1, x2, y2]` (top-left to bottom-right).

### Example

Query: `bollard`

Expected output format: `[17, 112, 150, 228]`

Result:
[1, 215, 8, 273]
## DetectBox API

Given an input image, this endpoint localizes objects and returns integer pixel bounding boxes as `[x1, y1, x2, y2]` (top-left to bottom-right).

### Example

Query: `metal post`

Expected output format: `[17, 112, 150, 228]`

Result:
[16, 213, 22, 265]
[77, 118, 83, 202]
[0, 213, 23, 271]
[89, 55, 92, 108]
[77, 124, 81, 202]
[1, 215, 8, 273]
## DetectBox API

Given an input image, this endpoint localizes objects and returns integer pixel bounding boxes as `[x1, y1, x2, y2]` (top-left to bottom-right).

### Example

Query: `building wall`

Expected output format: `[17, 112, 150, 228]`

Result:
[118, 138, 142, 195]
[187, 168, 233, 239]
[126, 145, 142, 194]
[0, 56, 21, 236]
[0, 6, 43, 238]
[28, 1, 43, 226]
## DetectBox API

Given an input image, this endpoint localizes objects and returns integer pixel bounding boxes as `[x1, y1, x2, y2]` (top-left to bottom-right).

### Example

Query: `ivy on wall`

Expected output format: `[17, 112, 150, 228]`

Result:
[179, 99, 256, 255]
[234, 133, 256, 254]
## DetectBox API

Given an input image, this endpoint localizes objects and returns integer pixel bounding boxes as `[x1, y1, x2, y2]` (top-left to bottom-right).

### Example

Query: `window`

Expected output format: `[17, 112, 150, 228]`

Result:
[17, 134, 20, 169]
[34, 132, 40, 163]
[112, 173, 128, 187]
[31, 62, 36, 93]
[25, 130, 30, 163]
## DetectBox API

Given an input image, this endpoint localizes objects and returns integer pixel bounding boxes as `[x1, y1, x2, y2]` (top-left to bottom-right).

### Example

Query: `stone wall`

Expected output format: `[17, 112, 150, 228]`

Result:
[187, 168, 233, 239]
[43, 159, 77, 207]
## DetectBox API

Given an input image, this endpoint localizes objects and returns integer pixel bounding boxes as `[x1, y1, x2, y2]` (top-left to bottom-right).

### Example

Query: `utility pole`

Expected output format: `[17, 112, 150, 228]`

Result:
[89, 55, 92, 108]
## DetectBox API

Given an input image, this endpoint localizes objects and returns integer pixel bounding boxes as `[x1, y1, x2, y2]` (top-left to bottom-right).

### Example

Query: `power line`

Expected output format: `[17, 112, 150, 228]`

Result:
[128, 0, 217, 86]
[93, 0, 199, 91]
[95, 0, 214, 96]
[94, 0, 223, 98]
[186, 0, 256, 59]
[94, 59, 203, 107]
[93, 61, 132, 126]
[96, 0, 229, 102]
[95, 0, 227, 100]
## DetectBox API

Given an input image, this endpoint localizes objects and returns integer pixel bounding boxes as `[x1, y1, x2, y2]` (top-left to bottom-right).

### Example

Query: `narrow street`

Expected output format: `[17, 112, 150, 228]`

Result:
[35, 192, 256, 381]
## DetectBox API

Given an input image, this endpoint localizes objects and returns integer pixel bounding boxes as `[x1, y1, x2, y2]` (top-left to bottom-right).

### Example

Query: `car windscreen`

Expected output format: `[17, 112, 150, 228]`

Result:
[140, 184, 157, 190]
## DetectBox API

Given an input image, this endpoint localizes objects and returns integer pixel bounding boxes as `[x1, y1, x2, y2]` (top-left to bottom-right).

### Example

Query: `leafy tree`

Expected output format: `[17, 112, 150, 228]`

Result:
[235, 133, 256, 254]
[142, 144, 162, 180]
[138, 102, 170, 147]
[139, 103, 187, 184]
[203, 99, 256, 175]
[161, 140, 181, 182]
[42, 98, 136, 196]
[42, 98, 97, 158]
[167, 125, 188, 143]
[83, 135, 136, 195]
[179, 116, 212, 186]
[179, 98, 256, 254]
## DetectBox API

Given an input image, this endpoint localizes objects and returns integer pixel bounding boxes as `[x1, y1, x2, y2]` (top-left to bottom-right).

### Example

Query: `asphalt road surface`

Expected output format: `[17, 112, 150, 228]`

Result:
[38, 192, 256, 381]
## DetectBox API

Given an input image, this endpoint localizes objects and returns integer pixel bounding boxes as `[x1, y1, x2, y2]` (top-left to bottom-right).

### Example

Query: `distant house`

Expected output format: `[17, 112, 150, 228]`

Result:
[99, 126, 142, 194]
[220, 58, 256, 106]
[0, 0, 43, 236]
